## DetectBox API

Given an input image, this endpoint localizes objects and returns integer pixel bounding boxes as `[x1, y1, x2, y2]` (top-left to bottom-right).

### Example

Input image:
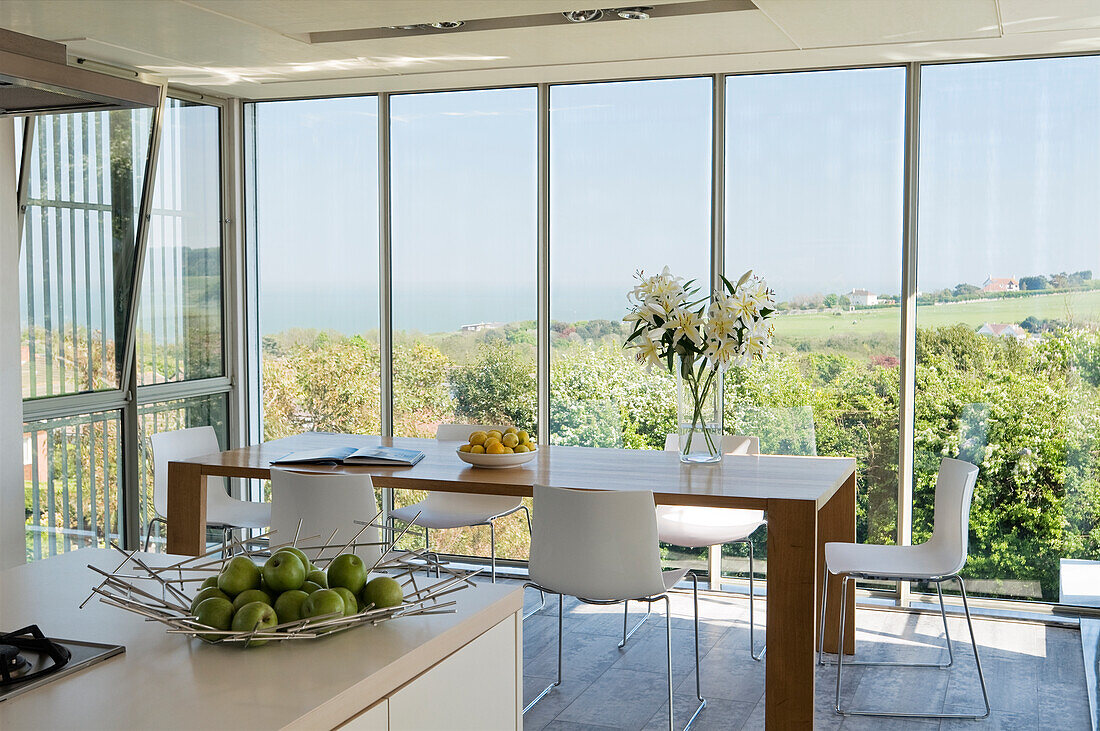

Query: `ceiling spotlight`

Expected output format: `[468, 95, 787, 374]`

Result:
[385, 25, 423, 30]
[616, 7, 652, 20]
[563, 9, 604, 22]
[429, 21, 465, 29]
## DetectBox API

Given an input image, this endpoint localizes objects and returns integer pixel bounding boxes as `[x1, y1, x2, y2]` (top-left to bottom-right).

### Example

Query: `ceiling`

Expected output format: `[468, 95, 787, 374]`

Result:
[1, 0, 1100, 99]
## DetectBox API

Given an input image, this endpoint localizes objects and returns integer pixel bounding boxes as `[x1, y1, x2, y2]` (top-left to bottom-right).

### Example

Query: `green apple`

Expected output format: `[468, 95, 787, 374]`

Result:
[257, 577, 278, 602]
[232, 588, 272, 613]
[263, 552, 306, 592]
[306, 569, 328, 588]
[301, 588, 345, 621]
[200, 576, 219, 590]
[301, 581, 323, 594]
[327, 553, 367, 594]
[273, 589, 310, 624]
[190, 586, 230, 614]
[361, 576, 404, 609]
[231, 601, 278, 647]
[275, 546, 312, 573]
[217, 556, 261, 597]
[193, 597, 234, 641]
[332, 587, 359, 617]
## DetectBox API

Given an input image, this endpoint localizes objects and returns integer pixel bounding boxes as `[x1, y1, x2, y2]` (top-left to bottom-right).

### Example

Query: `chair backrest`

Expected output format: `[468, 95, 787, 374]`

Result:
[664, 433, 760, 455]
[149, 426, 222, 518]
[435, 423, 509, 442]
[269, 469, 381, 565]
[925, 457, 980, 575]
[529, 484, 666, 601]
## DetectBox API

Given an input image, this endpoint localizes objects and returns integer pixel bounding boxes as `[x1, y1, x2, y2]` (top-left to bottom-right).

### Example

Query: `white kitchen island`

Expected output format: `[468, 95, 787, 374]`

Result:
[0, 549, 524, 730]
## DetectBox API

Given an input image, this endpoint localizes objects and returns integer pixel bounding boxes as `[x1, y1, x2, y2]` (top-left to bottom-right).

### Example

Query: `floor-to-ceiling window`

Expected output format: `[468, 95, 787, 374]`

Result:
[247, 97, 381, 445]
[917, 57, 1100, 603]
[389, 87, 537, 558]
[724, 68, 906, 586]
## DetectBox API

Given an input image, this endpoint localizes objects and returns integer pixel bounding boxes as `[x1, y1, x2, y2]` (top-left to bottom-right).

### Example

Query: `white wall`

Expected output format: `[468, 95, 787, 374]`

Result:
[0, 119, 24, 568]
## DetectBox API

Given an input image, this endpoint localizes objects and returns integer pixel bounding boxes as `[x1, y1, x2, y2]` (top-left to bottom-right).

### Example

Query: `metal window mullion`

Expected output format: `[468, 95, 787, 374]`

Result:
[22, 389, 129, 421]
[708, 73, 726, 588]
[134, 376, 233, 405]
[537, 83, 550, 443]
[379, 92, 393, 442]
[897, 62, 922, 608]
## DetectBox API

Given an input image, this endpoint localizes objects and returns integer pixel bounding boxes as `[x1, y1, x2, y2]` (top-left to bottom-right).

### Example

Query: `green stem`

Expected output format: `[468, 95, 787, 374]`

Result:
[682, 362, 718, 456]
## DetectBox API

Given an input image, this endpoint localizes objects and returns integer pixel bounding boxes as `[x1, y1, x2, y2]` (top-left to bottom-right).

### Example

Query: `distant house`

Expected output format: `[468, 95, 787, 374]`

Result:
[978, 322, 1028, 340]
[848, 289, 878, 307]
[460, 322, 504, 333]
[982, 276, 1019, 293]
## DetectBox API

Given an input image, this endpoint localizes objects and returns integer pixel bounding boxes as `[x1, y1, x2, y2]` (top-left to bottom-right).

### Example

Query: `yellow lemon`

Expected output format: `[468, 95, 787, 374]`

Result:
[504, 426, 518, 435]
[502, 433, 519, 448]
[470, 444, 485, 454]
[487, 430, 503, 441]
[484, 437, 501, 449]
[486, 442, 507, 455]
[504, 446, 515, 454]
[514, 444, 529, 453]
[528, 443, 537, 451]
[459, 443, 472, 453]
[517, 430, 530, 444]
[469, 431, 488, 446]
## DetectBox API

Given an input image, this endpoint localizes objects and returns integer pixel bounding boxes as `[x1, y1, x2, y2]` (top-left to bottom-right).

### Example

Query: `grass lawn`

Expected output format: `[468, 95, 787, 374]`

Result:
[773, 289, 1100, 349]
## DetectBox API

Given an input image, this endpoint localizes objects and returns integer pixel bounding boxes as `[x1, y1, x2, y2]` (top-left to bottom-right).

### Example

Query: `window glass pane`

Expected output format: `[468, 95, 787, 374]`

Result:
[390, 87, 537, 560]
[724, 69, 905, 586]
[20, 109, 153, 397]
[550, 77, 712, 451]
[23, 411, 122, 561]
[138, 393, 228, 552]
[248, 97, 381, 441]
[917, 57, 1100, 604]
[136, 100, 224, 385]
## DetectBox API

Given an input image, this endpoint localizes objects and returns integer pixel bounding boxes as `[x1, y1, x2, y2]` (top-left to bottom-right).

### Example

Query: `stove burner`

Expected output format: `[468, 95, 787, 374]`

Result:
[0, 626, 70, 687]
[0, 645, 29, 679]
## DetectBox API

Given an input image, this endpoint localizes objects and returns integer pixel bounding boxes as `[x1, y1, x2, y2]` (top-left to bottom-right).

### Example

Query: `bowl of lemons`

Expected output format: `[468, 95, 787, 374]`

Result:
[457, 427, 538, 468]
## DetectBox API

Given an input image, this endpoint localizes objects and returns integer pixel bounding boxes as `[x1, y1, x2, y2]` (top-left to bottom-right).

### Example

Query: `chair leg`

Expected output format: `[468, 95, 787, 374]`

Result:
[664, 594, 674, 731]
[523, 588, 562, 715]
[817, 569, 830, 666]
[957, 576, 991, 719]
[686, 574, 706, 729]
[618, 598, 651, 648]
[143, 518, 163, 552]
[834, 574, 852, 713]
[745, 540, 765, 661]
[937, 581, 955, 668]
[520, 506, 546, 618]
[489, 519, 497, 583]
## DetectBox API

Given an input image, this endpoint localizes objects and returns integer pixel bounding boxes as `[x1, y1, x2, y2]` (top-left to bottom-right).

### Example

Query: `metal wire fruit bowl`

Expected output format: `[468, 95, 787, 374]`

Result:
[83, 512, 480, 646]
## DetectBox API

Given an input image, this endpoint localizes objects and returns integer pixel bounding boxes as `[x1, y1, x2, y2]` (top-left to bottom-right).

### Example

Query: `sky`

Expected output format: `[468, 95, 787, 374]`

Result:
[251, 56, 1100, 336]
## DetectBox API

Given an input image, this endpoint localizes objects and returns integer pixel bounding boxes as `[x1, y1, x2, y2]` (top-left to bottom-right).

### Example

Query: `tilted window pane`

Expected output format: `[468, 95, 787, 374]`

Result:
[136, 100, 224, 385]
[248, 97, 381, 441]
[137, 393, 228, 552]
[23, 411, 122, 561]
[19, 109, 153, 398]
[390, 87, 537, 560]
[724, 68, 905, 586]
[917, 57, 1100, 604]
[550, 77, 712, 451]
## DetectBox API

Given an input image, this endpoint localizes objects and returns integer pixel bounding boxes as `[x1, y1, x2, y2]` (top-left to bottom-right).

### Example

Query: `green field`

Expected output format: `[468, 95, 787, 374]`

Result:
[773, 289, 1100, 350]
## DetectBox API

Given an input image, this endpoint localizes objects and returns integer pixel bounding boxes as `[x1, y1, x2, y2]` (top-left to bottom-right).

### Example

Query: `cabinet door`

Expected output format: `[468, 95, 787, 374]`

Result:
[389, 615, 518, 730]
[340, 699, 388, 730]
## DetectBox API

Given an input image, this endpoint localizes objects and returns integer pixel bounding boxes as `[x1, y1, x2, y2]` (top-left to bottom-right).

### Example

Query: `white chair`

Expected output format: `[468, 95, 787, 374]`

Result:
[819, 457, 990, 720]
[270, 469, 382, 566]
[146, 426, 270, 552]
[620, 434, 766, 660]
[524, 484, 707, 731]
[388, 424, 531, 582]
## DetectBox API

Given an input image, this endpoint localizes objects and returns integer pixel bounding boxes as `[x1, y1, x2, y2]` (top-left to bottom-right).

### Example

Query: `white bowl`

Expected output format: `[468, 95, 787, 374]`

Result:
[456, 448, 538, 469]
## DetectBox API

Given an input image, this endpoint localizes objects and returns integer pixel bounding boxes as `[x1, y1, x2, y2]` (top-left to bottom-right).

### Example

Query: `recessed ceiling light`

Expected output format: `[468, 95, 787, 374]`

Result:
[430, 21, 465, 29]
[563, 9, 604, 23]
[616, 7, 652, 20]
[385, 25, 423, 30]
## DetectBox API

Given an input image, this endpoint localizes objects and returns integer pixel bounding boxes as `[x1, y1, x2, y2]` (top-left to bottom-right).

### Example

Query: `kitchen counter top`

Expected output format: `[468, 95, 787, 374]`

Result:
[0, 548, 523, 730]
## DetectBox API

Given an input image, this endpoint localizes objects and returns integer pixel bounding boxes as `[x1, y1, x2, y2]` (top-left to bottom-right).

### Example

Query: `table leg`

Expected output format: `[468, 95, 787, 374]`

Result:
[818, 471, 856, 655]
[765, 498, 818, 730]
[166, 461, 206, 556]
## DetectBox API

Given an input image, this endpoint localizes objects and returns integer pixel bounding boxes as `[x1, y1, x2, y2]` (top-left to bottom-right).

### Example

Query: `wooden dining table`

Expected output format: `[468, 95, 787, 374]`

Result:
[167, 432, 856, 729]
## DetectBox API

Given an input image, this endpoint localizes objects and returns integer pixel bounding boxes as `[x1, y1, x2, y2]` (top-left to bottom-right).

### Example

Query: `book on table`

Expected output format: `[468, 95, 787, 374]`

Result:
[272, 445, 425, 466]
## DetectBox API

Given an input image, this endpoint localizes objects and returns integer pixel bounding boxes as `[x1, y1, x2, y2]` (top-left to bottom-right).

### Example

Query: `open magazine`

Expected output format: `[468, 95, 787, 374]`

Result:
[271, 445, 425, 467]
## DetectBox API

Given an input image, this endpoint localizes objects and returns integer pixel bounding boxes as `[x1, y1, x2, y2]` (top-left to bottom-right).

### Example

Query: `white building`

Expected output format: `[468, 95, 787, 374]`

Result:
[848, 289, 878, 307]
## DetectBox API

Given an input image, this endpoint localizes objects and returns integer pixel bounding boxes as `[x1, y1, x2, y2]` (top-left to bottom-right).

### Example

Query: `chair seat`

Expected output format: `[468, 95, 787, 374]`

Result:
[208, 497, 271, 530]
[655, 506, 765, 548]
[390, 495, 523, 530]
[825, 541, 961, 581]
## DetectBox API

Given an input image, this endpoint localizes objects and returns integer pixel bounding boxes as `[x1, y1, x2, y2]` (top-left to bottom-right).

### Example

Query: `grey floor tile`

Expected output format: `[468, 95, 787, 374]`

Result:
[555, 668, 674, 729]
[541, 721, 622, 731]
[1036, 680, 1091, 730]
[849, 665, 950, 718]
[523, 675, 594, 731]
[675, 629, 767, 703]
[612, 625, 727, 678]
[840, 716, 941, 729]
[945, 647, 1037, 714]
[941, 708, 1037, 730]
[527, 631, 627, 682]
[641, 693, 755, 731]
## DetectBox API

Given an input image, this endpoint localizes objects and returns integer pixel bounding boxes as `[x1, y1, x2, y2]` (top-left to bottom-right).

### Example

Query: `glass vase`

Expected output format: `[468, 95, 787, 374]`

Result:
[675, 354, 723, 464]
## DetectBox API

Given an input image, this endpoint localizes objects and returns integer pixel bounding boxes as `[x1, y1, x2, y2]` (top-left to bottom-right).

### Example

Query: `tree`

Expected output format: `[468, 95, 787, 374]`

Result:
[449, 341, 536, 431]
[953, 283, 980, 298]
[1020, 275, 1048, 291]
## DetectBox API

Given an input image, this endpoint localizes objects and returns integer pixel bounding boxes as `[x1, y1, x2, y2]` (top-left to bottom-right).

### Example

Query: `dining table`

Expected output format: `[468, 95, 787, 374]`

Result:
[166, 431, 857, 730]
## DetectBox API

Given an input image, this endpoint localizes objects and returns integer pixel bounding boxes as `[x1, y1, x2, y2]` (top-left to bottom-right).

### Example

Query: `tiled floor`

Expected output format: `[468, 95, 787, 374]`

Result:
[514, 584, 1093, 730]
